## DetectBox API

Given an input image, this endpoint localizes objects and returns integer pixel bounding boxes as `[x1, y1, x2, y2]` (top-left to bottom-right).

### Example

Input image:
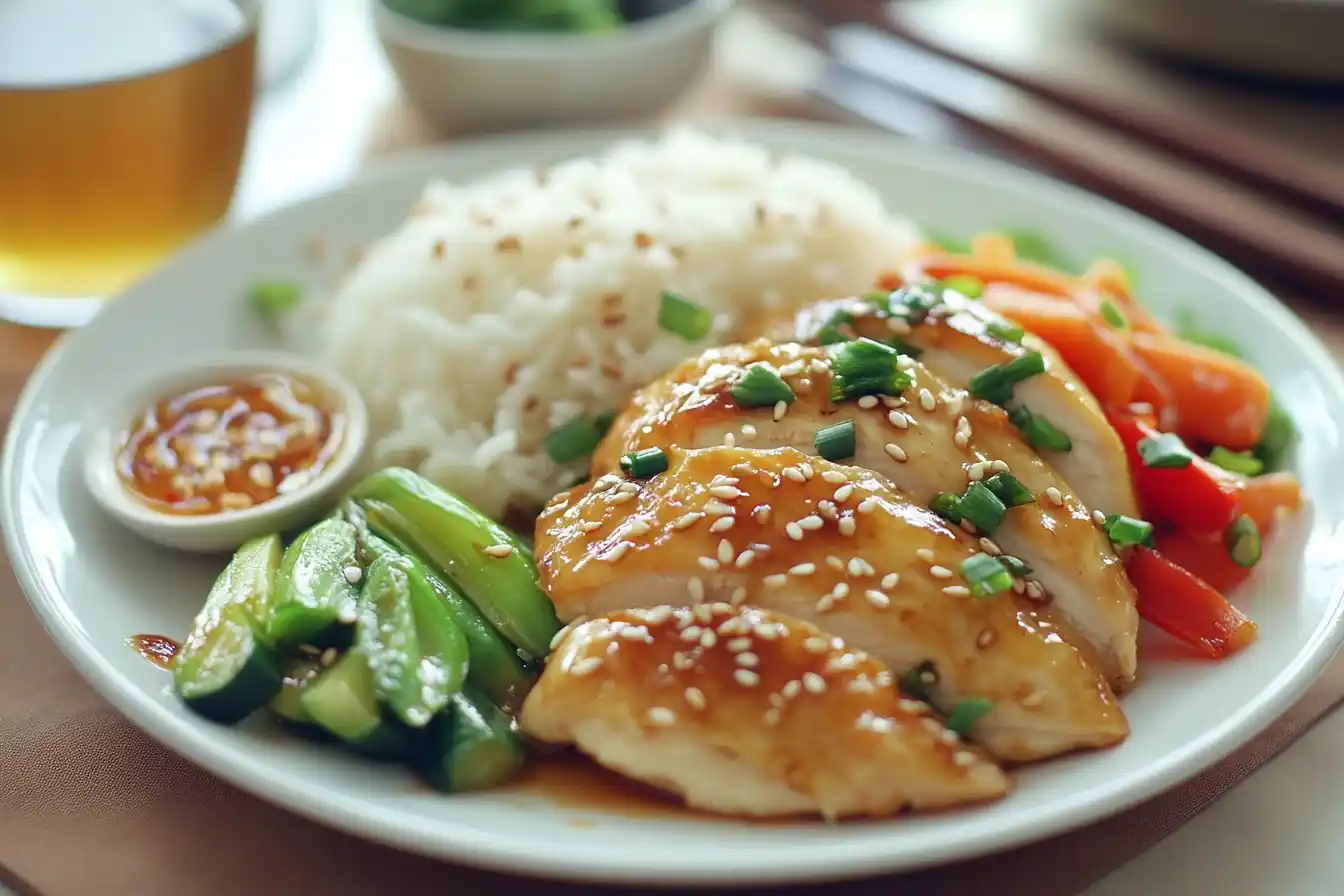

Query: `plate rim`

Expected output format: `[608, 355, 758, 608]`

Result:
[6, 119, 1344, 886]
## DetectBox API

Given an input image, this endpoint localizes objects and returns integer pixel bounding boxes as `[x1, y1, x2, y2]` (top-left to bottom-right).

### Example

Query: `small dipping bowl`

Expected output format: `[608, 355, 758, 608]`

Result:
[83, 351, 369, 554]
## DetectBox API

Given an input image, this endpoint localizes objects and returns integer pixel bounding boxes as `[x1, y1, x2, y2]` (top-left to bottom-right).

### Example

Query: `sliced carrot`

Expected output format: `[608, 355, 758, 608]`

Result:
[1129, 332, 1272, 449]
[1153, 530, 1254, 594]
[909, 259, 1075, 298]
[1237, 472, 1304, 531]
[1126, 546, 1258, 659]
[982, 286, 1141, 405]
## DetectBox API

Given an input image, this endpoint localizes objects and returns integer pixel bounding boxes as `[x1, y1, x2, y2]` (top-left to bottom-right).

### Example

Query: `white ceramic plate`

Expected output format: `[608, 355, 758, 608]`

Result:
[5, 122, 1344, 886]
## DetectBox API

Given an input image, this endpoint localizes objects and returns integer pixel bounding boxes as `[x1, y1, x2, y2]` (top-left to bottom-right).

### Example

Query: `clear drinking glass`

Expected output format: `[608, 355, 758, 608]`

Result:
[0, 0, 260, 328]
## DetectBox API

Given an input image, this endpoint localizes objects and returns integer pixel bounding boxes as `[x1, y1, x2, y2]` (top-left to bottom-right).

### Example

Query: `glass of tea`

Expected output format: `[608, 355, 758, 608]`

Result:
[0, 0, 260, 328]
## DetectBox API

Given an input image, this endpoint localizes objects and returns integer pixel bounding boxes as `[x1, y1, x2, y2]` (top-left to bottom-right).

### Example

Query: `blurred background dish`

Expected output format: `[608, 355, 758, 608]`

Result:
[372, 0, 733, 132]
[1086, 0, 1344, 84]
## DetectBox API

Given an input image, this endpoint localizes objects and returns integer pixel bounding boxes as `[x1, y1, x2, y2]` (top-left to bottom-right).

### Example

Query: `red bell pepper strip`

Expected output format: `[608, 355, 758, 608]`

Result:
[1152, 530, 1254, 595]
[1126, 546, 1258, 659]
[1106, 409, 1243, 534]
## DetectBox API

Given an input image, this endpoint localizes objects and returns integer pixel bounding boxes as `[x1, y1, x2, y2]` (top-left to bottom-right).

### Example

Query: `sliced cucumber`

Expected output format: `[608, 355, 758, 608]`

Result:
[174, 534, 285, 724]
[415, 687, 527, 793]
[352, 467, 560, 660]
[269, 657, 325, 727]
[269, 519, 361, 648]
[299, 648, 384, 741]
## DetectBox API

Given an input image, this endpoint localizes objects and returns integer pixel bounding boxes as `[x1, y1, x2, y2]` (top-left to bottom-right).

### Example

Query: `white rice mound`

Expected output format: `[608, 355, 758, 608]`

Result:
[299, 129, 920, 518]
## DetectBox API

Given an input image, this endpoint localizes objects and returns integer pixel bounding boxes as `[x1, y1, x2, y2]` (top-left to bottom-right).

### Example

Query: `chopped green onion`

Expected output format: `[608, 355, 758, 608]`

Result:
[999, 555, 1032, 577]
[969, 352, 1047, 404]
[1208, 446, 1264, 477]
[1225, 514, 1262, 568]
[958, 482, 1007, 536]
[888, 283, 943, 319]
[986, 320, 1025, 344]
[860, 289, 895, 312]
[960, 553, 1013, 597]
[1099, 298, 1128, 330]
[544, 416, 605, 463]
[1000, 229, 1073, 271]
[594, 410, 618, 437]
[1137, 432, 1194, 468]
[1254, 398, 1296, 472]
[929, 491, 963, 523]
[619, 447, 668, 479]
[814, 308, 856, 345]
[658, 291, 713, 342]
[945, 696, 994, 735]
[1102, 513, 1154, 548]
[886, 338, 924, 358]
[940, 275, 984, 299]
[828, 337, 913, 401]
[1007, 405, 1074, 452]
[732, 364, 795, 408]
[247, 280, 303, 321]
[983, 472, 1034, 507]
[899, 661, 938, 701]
[815, 420, 856, 462]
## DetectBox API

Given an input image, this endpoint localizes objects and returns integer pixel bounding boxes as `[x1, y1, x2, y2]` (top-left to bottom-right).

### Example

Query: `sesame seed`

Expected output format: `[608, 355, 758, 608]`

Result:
[798, 514, 823, 531]
[825, 555, 845, 571]
[977, 629, 997, 648]
[705, 499, 735, 516]
[884, 443, 908, 463]
[741, 423, 757, 440]
[783, 466, 806, 483]
[672, 652, 694, 670]
[734, 549, 757, 569]
[342, 566, 363, 585]
[483, 544, 515, 559]
[709, 485, 743, 500]
[1092, 510, 1107, 526]
[830, 583, 850, 600]
[857, 497, 879, 514]
[618, 625, 650, 641]
[730, 586, 748, 606]
[1020, 691, 1044, 707]
[881, 572, 900, 589]
[954, 432, 970, 449]
[320, 647, 338, 667]
[816, 595, 836, 612]
[803, 672, 827, 693]
[865, 589, 891, 608]
[605, 541, 632, 562]
[1046, 487, 1064, 506]
[672, 512, 704, 530]
[918, 389, 937, 411]
[608, 491, 635, 505]
[821, 470, 848, 483]
[717, 539, 735, 565]
[898, 698, 926, 713]
[754, 506, 771, 523]
[968, 464, 985, 482]
[570, 656, 603, 677]
[848, 677, 876, 694]
[838, 516, 857, 537]
[882, 394, 905, 408]
[549, 625, 572, 650]
[627, 518, 652, 536]
[707, 517, 735, 535]
[943, 585, 972, 597]
[979, 537, 1003, 556]
[782, 679, 803, 699]
[646, 707, 677, 727]
[786, 522, 805, 540]
[736, 652, 760, 668]
[799, 462, 815, 480]
[887, 316, 912, 335]
[953, 752, 977, 767]
[817, 500, 839, 520]
[857, 395, 879, 409]
[773, 400, 788, 421]
[1012, 579, 1026, 595]
[763, 574, 788, 589]
[697, 556, 719, 571]
[686, 577, 705, 603]
[849, 557, 874, 577]
[723, 432, 736, 448]
[790, 562, 817, 576]
[1026, 581, 1046, 600]
[990, 460, 1009, 473]
[929, 565, 954, 579]
[803, 636, 829, 653]
[735, 669, 761, 687]
[617, 481, 641, 494]
[681, 625, 703, 642]
[727, 637, 753, 652]
[959, 519, 979, 536]
[700, 629, 717, 648]
[833, 484, 855, 503]
[683, 687, 707, 711]
[916, 548, 936, 563]
[763, 708, 782, 727]
[887, 410, 909, 429]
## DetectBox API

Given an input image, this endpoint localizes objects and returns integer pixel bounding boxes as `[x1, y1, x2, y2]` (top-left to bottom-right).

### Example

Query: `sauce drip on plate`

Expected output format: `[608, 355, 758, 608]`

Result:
[115, 373, 343, 515]
[128, 634, 180, 669]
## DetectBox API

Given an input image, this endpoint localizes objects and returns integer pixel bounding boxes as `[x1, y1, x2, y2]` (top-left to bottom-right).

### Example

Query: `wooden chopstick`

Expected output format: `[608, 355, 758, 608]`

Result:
[771, 6, 1344, 300]
[806, 0, 1344, 224]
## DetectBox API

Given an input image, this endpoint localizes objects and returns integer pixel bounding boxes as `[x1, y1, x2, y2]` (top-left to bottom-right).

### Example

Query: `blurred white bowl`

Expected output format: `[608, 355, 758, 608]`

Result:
[1088, 0, 1344, 83]
[373, 0, 733, 132]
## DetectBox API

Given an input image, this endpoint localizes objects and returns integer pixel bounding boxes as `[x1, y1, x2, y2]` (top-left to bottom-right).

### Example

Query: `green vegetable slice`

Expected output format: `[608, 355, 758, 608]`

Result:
[960, 553, 1013, 597]
[657, 291, 712, 342]
[983, 471, 1034, 507]
[969, 352, 1047, 404]
[899, 661, 939, 701]
[957, 482, 1007, 535]
[1225, 514, 1262, 568]
[828, 337, 913, 401]
[945, 697, 994, 736]
[1008, 405, 1073, 452]
[620, 447, 669, 479]
[1103, 513, 1154, 548]
[985, 320, 1025, 344]
[544, 415, 606, 463]
[929, 491, 963, 523]
[732, 364, 795, 408]
[814, 420, 856, 462]
[1208, 446, 1264, 477]
[1137, 432, 1195, 469]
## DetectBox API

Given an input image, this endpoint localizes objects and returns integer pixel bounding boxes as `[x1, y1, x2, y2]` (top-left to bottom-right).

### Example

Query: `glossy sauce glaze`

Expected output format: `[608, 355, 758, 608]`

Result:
[116, 373, 343, 515]
[128, 633, 180, 669]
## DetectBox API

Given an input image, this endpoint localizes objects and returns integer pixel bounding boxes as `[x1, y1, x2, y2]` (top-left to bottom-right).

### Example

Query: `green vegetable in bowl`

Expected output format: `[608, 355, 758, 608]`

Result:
[383, 0, 624, 32]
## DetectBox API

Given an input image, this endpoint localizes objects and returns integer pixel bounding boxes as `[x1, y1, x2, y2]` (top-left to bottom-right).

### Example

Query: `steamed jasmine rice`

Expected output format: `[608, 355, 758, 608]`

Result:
[294, 130, 920, 517]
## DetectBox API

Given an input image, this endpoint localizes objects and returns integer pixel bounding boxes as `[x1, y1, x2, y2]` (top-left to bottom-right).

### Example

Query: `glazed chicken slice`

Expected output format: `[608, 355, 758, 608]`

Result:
[748, 289, 1139, 519]
[592, 340, 1139, 688]
[521, 604, 1009, 818]
[536, 446, 1130, 760]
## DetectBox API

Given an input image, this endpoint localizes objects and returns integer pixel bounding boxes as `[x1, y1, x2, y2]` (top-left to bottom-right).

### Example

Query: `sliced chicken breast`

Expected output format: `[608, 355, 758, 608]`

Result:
[591, 340, 1139, 687]
[750, 290, 1140, 519]
[536, 445, 1130, 760]
[521, 604, 1009, 818]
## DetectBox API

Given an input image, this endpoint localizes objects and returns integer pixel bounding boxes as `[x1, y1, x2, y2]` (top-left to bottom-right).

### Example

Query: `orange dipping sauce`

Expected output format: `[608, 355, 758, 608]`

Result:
[115, 373, 344, 516]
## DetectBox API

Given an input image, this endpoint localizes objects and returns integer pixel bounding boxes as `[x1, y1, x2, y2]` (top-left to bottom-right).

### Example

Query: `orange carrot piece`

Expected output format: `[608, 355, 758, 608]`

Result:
[1129, 332, 1272, 449]
[911, 259, 1075, 298]
[1237, 472, 1304, 531]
